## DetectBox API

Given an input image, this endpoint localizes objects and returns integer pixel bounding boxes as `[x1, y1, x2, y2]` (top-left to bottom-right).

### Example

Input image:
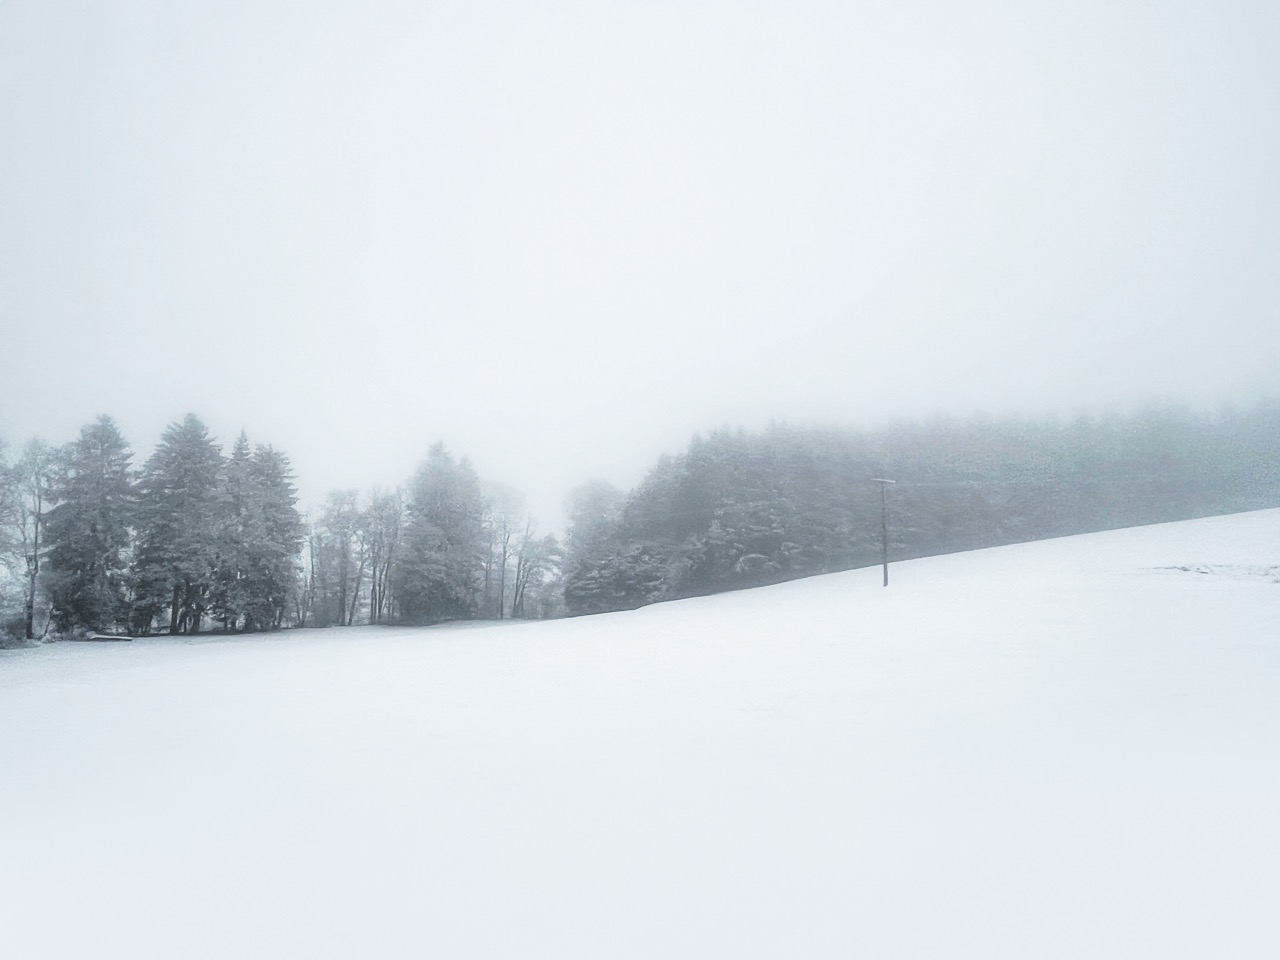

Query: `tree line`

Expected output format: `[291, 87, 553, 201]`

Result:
[559, 402, 1280, 615]
[3, 401, 1278, 640]
[298, 444, 561, 631]
[0, 416, 561, 640]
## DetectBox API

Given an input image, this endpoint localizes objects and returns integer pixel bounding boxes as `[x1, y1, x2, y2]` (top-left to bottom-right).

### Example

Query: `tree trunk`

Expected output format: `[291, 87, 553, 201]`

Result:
[24, 557, 37, 639]
[378, 540, 396, 623]
[23, 496, 40, 638]
[347, 555, 366, 626]
[497, 532, 510, 619]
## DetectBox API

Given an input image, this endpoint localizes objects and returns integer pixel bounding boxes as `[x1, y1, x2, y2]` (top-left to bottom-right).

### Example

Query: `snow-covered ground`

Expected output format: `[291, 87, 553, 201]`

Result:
[3, 511, 1279, 959]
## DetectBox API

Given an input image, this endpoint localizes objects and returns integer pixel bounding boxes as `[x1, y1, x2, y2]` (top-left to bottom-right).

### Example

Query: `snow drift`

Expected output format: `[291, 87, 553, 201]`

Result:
[2, 510, 1278, 959]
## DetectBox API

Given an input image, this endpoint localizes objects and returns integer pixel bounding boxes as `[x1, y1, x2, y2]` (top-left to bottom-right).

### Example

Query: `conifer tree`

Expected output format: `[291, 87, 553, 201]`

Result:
[132, 414, 224, 634]
[245, 443, 304, 629]
[209, 432, 262, 630]
[44, 416, 135, 634]
[395, 444, 486, 624]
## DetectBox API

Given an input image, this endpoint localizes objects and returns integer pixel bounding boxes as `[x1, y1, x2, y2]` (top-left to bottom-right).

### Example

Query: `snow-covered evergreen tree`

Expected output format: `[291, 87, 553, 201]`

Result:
[131, 415, 224, 634]
[243, 443, 304, 630]
[395, 443, 486, 624]
[44, 416, 135, 634]
[208, 432, 262, 631]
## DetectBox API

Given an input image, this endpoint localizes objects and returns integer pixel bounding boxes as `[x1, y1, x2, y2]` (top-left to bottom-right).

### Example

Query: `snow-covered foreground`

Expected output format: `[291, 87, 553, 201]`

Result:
[3, 512, 1279, 959]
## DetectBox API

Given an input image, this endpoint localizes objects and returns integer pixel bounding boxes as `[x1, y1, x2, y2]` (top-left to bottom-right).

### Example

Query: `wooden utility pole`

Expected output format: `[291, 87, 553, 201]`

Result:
[871, 478, 896, 586]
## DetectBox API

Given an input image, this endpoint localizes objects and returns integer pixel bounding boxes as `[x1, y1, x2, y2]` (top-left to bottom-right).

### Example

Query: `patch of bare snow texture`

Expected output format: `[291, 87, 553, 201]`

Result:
[1156, 563, 1280, 583]
[2, 510, 1279, 959]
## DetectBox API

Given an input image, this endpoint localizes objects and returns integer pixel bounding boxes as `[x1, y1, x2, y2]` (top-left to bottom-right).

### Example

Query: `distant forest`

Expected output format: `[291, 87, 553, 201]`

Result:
[2, 402, 1278, 640]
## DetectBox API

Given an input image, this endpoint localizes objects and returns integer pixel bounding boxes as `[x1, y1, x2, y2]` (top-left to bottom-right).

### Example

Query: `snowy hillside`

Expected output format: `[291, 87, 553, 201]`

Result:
[3, 510, 1279, 959]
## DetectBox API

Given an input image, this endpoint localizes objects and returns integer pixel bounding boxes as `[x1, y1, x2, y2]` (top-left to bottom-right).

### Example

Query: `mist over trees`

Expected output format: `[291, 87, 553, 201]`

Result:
[1, 401, 1278, 641]
[561, 403, 1280, 615]
[296, 444, 564, 630]
[3, 422, 552, 639]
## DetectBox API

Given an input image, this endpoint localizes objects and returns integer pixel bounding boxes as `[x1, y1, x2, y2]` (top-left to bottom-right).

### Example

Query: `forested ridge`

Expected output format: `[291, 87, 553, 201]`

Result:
[2, 402, 1277, 640]
[562, 403, 1280, 614]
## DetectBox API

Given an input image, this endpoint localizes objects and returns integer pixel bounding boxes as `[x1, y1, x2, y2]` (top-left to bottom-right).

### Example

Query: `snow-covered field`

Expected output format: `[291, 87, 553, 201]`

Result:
[3, 511, 1279, 959]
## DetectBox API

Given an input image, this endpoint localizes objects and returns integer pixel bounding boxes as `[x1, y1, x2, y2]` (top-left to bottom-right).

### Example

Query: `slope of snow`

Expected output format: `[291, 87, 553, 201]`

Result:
[3, 511, 1279, 959]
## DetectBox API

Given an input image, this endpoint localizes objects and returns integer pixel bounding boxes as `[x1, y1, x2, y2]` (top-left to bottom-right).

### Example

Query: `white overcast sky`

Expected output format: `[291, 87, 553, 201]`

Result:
[2, 0, 1277, 525]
